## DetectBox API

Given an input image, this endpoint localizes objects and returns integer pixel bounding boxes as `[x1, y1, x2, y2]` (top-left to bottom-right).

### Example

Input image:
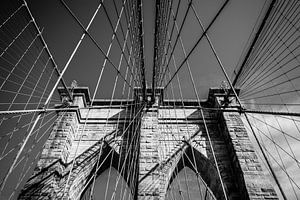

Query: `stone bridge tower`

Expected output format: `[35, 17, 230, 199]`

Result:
[19, 87, 278, 200]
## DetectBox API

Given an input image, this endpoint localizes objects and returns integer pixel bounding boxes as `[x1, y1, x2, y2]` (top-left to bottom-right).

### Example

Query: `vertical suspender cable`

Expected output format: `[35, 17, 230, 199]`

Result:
[190, 1, 287, 199]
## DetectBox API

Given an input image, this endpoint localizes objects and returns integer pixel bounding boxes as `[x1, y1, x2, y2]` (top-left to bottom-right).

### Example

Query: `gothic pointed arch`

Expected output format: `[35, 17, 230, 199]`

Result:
[167, 147, 224, 200]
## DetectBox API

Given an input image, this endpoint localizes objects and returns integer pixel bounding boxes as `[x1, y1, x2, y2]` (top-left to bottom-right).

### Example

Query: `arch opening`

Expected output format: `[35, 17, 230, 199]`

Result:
[167, 147, 223, 199]
[166, 167, 217, 200]
[80, 167, 133, 200]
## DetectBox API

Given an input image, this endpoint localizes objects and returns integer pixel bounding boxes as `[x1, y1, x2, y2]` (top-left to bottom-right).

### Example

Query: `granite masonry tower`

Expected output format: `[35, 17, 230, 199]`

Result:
[18, 86, 278, 200]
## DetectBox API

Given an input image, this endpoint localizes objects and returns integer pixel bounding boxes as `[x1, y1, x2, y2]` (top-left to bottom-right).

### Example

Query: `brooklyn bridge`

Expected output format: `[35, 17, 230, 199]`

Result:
[0, 0, 299, 199]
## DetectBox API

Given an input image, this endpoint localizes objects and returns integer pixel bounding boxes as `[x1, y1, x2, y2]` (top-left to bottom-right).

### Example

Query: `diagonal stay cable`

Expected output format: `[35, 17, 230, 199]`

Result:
[237, 1, 300, 89]
[23, 0, 71, 100]
[158, 0, 192, 88]
[233, 0, 286, 86]
[98, 0, 145, 89]
[164, 6, 228, 199]
[235, 0, 291, 86]
[249, 117, 299, 198]
[154, 0, 181, 92]
[155, 0, 174, 89]
[59, 0, 139, 89]
[190, 1, 289, 198]
[163, 0, 229, 89]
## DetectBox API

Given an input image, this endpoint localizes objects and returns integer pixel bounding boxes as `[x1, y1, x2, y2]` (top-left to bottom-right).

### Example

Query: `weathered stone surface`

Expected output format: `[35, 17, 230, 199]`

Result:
[221, 112, 278, 200]
[19, 87, 278, 200]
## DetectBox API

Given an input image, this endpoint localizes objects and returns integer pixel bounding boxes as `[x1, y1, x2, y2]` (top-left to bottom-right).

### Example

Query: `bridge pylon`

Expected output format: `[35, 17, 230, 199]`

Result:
[19, 87, 278, 200]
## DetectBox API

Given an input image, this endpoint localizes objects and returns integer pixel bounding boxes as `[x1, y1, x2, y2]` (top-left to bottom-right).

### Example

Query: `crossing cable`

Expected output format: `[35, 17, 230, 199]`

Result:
[240, 46, 300, 98]
[111, 0, 136, 80]
[8, 108, 73, 200]
[0, 20, 33, 57]
[249, 116, 298, 199]
[159, 9, 210, 199]
[149, 16, 223, 198]
[236, 1, 300, 91]
[0, 46, 49, 193]
[4, 106, 291, 118]
[241, 89, 300, 101]
[247, 114, 300, 144]
[157, 0, 193, 88]
[117, 109, 142, 200]
[100, 3, 145, 196]
[258, 110, 300, 195]
[60, 0, 143, 89]
[241, 69, 300, 99]
[0, 32, 61, 90]
[15, 100, 300, 117]
[245, 74, 300, 151]
[105, 0, 147, 87]
[110, 1, 146, 197]
[0, 28, 44, 99]
[123, 0, 144, 86]
[61, 5, 145, 199]
[0, 55, 51, 159]
[162, 0, 229, 89]
[23, 0, 71, 99]
[76, 65, 137, 199]
[153, 0, 171, 91]
[79, 105, 144, 200]
[3, 84, 74, 197]
[158, 0, 174, 90]
[254, 131, 300, 191]
[0, 110, 56, 162]
[0, 59, 62, 108]
[165, 70, 203, 200]
[118, 83, 145, 200]
[63, 5, 145, 194]
[241, 39, 300, 95]
[189, 1, 288, 198]
[137, 0, 146, 97]
[157, 0, 182, 92]
[269, 110, 300, 138]
[268, 105, 300, 170]
[237, 0, 299, 88]
[262, 145, 300, 192]
[97, 0, 145, 90]
[152, 0, 159, 92]
[158, 73, 186, 200]
[5, 69, 73, 189]
[0, 0, 82, 191]
[0, 111, 59, 191]
[169, 54, 196, 200]
[89, 11, 137, 198]
[0, 74, 57, 100]
[238, 0, 300, 90]
[232, 0, 269, 81]
[232, 0, 277, 86]
[64, 103, 145, 198]
[58, 0, 117, 195]
[152, 0, 173, 91]
[154, 0, 180, 90]
[163, 4, 229, 199]
[112, 2, 147, 197]
[248, 116, 300, 194]
[155, 0, 173, 85]
[235, 0, 289, 86]
[165, 65, 217, 199]
[0, 63, 57, 95]
[74, 115, 139, 200]
[108, 47, 135, 200]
